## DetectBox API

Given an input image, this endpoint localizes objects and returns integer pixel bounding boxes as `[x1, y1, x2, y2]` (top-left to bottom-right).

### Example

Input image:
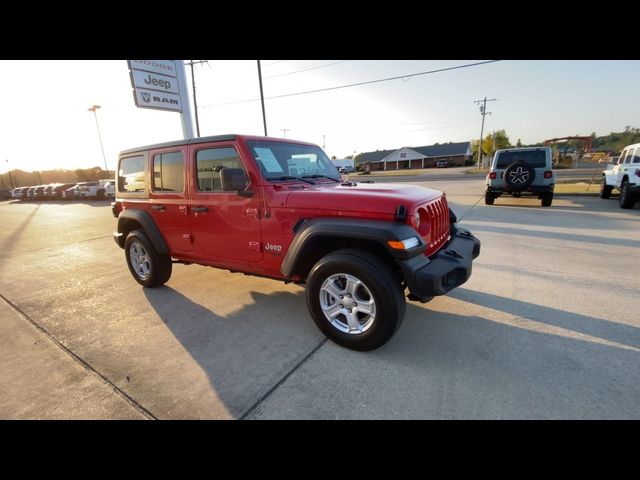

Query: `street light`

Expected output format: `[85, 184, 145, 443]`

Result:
[88, 105, 109, 177]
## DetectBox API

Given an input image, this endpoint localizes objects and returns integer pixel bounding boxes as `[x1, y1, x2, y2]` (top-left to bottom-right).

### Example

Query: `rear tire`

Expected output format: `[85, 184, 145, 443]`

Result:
[124, 229, 172, 287]
[541, 192, 553, 207]
[485, 192, 495, 205]
[619, 181, 637, 209]
[96, 189, 105, 200]
[306, 248, 405, 351]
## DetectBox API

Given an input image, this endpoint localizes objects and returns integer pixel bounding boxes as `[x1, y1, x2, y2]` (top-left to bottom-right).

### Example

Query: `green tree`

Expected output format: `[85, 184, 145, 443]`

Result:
[517, 138, 522, 147]
[481, 130, 511, 157]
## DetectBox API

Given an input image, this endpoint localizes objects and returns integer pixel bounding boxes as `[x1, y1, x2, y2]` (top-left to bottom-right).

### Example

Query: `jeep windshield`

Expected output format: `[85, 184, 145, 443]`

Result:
[245, 140, 341, 182]
[496, 150, 546, 169]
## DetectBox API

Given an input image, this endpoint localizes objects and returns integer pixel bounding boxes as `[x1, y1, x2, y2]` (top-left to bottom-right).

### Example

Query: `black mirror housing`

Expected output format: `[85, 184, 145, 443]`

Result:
[220, 168, 248, 192]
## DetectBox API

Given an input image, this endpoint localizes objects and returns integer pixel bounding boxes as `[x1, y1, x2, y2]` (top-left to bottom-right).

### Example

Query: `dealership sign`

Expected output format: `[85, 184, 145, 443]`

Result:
[128, 60, 182, 112]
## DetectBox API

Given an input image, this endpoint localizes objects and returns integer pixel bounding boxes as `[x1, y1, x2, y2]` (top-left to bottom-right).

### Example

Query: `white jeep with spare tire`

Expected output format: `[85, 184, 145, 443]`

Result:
[485, 146, 556, 207]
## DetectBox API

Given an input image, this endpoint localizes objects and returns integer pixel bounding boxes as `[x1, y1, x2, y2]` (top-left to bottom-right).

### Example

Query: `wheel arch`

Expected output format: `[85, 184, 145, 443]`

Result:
[281, 218, 424, 280]
[116, 209, 169, 255]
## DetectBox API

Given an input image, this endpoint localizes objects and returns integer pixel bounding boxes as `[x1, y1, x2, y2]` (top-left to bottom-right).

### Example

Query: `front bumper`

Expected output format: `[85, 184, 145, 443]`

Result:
[399, 227, 481, 302]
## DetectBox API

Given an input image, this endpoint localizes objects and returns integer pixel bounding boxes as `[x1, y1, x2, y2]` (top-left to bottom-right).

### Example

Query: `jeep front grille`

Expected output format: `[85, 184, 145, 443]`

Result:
[424, 195, 450, 257]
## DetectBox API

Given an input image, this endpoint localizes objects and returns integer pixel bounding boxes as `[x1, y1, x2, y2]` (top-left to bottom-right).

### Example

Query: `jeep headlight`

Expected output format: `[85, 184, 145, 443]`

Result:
[414, 212, 420, 229]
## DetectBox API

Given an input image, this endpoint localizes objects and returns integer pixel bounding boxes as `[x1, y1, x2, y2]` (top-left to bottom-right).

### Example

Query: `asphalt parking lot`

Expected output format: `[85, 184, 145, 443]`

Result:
[1, 183, 639, 419]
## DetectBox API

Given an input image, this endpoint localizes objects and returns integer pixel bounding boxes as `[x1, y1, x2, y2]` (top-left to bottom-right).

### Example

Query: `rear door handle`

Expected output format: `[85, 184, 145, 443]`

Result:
[151, 205, 166, 211]
[191, 206, 209, 213]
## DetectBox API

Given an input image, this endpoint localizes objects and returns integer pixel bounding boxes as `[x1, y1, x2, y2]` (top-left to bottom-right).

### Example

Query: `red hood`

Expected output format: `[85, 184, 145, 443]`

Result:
[284, 181, 442, 214]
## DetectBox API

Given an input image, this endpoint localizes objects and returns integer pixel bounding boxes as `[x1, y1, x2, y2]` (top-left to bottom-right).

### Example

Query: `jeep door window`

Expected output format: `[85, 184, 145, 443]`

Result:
[245, 140, 340, 181]
[632, 148, 640, 163]
[196, 147, 246, 192]
[153, 152, 184, 192]
[619, 149, 629, 164]
[624, 148, 635, 164]
[118, 155, 146, 192]
[496, 150, 546, 169]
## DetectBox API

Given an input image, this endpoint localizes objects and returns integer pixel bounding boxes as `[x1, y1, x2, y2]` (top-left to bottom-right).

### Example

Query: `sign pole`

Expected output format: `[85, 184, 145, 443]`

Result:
[175, 60, 194, 139]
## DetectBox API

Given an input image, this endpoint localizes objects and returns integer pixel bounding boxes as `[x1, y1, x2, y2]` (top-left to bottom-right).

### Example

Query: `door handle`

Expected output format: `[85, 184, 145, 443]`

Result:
[191, 206, 209, 213]
[151, 205, 166, 211]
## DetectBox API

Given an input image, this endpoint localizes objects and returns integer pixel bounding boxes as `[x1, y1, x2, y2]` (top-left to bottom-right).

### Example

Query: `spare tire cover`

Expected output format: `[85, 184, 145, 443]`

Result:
[504, 161, 535, 190]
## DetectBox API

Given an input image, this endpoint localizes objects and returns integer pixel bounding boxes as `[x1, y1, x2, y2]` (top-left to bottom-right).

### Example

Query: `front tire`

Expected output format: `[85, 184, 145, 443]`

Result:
[600, 178, 612, 199]
[306, 249, 405, 351]
[124, 229, 172, 287]
[619, 181, 636, 209]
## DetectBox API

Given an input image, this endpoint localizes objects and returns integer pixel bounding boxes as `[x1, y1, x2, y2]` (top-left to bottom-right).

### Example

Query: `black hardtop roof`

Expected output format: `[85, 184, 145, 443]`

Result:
[119, 134, 238, 156]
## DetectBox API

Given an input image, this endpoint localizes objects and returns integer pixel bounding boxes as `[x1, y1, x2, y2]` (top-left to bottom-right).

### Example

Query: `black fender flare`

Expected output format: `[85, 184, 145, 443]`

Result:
[280, 218, 425, 277]
[116, 209, 169, 255]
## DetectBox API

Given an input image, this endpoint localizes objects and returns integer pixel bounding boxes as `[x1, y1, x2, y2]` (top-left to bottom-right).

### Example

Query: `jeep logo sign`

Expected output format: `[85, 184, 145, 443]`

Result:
[128, 60, 183, 112]
[131, 69, 179, 95]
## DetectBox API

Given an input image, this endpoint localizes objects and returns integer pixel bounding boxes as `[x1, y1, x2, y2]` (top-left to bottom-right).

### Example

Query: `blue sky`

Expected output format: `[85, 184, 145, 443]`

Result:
[1, 60, 638, 172]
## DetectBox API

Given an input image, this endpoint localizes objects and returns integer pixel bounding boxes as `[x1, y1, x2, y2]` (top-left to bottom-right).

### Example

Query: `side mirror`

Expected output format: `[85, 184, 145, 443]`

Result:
[220, 168, 249, 192]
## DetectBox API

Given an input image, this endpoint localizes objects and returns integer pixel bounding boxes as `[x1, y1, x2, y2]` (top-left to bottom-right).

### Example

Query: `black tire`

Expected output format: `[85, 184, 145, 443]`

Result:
[541, 192, 553, 207]
[124, 229, 172, 287]
[305, 248, 405, 351]
[619, 181, 637, 209]
[600, 178, 612, 199]
[485, 192, 495, 205]
[504, 161, 535, 190]
[96, 189, 105, 200]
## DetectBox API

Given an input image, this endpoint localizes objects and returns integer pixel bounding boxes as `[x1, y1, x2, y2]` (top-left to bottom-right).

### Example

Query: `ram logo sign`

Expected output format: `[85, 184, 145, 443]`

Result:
[127, 60, 183, 112]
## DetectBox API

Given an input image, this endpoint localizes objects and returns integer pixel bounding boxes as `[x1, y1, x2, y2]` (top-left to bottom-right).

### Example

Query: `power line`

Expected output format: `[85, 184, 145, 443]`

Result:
[265, 60, 350, 79]
[200, 60, 500, 109]
[263, 60, 287, 67]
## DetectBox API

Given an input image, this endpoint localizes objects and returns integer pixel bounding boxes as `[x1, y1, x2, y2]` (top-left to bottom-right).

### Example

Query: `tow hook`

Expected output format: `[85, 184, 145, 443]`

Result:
[444, 249, 463, 259]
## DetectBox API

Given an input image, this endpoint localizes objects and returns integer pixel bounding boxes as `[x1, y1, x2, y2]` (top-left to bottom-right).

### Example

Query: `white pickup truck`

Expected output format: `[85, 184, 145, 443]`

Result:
[600, 143, 640, 209]
[78, 180, 111, 200]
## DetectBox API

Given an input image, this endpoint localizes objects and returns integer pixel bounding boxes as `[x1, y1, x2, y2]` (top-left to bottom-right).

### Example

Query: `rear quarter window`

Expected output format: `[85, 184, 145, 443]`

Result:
[496, 150, 547, 169]
[118, 155, 146, 193]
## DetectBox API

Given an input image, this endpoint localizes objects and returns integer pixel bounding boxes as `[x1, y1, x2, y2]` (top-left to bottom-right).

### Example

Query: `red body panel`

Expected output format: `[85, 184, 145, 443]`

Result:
[116, 135, 450, 280]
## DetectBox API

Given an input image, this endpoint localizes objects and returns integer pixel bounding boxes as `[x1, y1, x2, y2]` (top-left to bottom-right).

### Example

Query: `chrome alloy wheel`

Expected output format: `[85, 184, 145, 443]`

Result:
[319, 273, 376, 334]
[129, 241, 151, 280]
[508, 166, 530, 185]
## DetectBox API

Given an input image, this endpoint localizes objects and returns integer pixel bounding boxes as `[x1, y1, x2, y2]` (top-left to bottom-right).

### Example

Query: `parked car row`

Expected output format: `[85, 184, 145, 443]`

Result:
[9, 181, 115, 201]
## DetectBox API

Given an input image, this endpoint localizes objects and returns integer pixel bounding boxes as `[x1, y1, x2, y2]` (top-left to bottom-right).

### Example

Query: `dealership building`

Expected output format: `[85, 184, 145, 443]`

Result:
[357, 142, 472, 171]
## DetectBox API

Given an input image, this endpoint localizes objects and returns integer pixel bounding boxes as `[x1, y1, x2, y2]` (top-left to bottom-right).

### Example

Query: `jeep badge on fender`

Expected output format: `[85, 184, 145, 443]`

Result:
[112, 134, 481, 351]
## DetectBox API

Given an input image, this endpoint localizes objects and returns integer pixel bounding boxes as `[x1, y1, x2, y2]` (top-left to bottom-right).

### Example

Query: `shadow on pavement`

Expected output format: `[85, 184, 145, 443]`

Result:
[451, 288, 640, 350]
[143, 286, 320, 418]
[0, 204, 40, 262]
[143, 281, 640, 419]
[464, 222, 640, 249]
[248, 297, 640, 419]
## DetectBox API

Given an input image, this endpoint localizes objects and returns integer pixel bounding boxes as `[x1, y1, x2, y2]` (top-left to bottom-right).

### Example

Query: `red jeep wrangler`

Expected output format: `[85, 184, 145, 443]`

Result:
[113, 135, 480, 351]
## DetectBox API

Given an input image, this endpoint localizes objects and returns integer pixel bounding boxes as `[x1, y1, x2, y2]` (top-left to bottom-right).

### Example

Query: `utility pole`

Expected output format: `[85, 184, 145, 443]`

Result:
[257, 60, 268, 136]
[473, 97, 497, 169]
[6, 159, 14, 188]
[88, 105, 110, 175]
[281, 128, 290, 138]
[185, 60, 210, 137]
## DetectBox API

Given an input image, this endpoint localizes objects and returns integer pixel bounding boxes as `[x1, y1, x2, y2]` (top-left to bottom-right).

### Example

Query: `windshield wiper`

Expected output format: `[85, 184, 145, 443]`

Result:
[302, 174, 339, 182]
[269, 175, 316, 185]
